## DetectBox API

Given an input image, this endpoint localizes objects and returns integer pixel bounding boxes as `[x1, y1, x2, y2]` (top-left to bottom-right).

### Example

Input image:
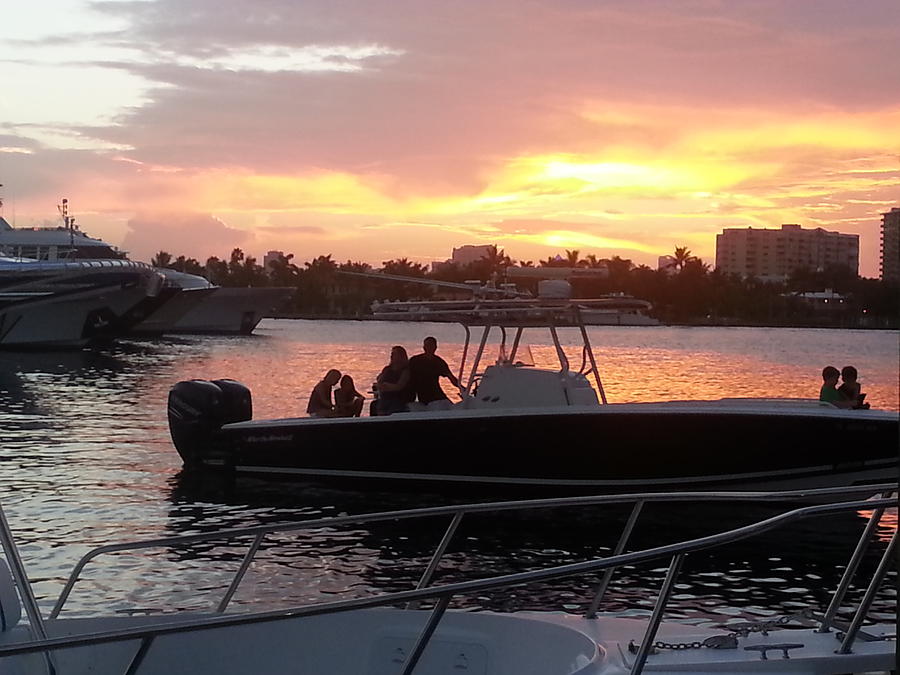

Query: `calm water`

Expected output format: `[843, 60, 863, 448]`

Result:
[0, 321, 896, 628]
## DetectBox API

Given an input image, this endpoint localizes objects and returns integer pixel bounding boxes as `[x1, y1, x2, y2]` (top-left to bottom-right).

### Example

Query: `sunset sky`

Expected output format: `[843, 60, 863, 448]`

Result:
[1, 0, 898, 276]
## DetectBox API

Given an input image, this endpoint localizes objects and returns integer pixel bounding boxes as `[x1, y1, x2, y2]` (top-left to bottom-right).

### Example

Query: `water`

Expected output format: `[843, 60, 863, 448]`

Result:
[0, 321, 896, 628]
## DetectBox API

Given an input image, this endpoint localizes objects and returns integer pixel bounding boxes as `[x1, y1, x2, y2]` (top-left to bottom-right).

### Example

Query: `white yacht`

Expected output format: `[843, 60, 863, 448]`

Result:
[0, 203, 293, 335]
[577, 297, 660, 326]
[0, 485, 895, 674]
[129, 268, 294, 336]
[0, 256, 164, 348]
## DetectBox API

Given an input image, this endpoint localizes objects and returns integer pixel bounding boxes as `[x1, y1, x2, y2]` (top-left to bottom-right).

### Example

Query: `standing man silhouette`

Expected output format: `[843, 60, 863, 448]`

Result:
[408, 336, 460, 410]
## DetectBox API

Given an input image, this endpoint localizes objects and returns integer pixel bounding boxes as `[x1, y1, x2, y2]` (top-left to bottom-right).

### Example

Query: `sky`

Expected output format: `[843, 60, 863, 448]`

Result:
[1, 0, 898, 276]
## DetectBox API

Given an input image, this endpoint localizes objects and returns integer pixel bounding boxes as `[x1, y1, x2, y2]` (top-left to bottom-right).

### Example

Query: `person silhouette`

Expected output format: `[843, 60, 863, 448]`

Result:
[334, 374, 365, 417]
[374, 345, 413, 415]
[408, 336, 461, 410]
[307, 369, 342, 417]
[838, 365, 869, 409]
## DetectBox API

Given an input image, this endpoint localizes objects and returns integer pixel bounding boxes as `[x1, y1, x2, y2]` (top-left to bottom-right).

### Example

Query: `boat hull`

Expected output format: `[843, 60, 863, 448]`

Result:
[167, 287, 294, 335]
[177, 404, 898, 491]
[0, 262, 163, 348]
[129, 286, 217, 335]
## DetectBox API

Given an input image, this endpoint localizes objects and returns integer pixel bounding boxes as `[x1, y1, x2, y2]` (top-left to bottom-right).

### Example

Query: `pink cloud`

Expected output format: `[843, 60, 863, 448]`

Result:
[121, 212, 253, 263]
[3, 0, 897, 277]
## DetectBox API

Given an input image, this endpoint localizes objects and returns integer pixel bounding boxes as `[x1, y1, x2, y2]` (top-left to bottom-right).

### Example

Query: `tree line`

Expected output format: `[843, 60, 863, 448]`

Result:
[149, 247, 898, 328]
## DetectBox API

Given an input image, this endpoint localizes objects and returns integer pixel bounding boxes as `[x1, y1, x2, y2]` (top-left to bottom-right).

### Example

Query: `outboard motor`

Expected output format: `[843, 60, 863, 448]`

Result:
[168, 380, 252, 466]
[213, 379, 253, 424]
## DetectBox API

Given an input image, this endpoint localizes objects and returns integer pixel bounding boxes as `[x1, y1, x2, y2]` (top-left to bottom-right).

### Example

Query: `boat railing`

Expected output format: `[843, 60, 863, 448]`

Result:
[0, 258, 154, 272]
[0, 485, 895, 675]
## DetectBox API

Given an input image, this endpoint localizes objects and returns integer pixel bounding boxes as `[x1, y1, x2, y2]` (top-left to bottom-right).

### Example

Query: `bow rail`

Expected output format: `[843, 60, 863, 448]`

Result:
[0, 484, 895, 675]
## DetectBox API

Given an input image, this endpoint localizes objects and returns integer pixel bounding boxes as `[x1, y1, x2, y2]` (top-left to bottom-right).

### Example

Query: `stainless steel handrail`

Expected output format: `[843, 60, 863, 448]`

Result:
[816, 489, 893, 632]
[50, 483, 895, 618]
[629, 553, 684, 674]
[586, 499, 644, 617]
[0, 503, 58, 674]
[1, 495, 894, 668]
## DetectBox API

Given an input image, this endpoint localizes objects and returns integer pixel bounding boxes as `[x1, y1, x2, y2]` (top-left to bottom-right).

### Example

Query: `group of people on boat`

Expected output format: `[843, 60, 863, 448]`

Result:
[306, 336, 461, 418]
[819, 365, 869, 409]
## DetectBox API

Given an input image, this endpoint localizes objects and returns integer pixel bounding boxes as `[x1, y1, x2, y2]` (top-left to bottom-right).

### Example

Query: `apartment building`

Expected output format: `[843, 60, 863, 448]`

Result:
[715, 224, 858, 281]
[881, 207, 899, 283]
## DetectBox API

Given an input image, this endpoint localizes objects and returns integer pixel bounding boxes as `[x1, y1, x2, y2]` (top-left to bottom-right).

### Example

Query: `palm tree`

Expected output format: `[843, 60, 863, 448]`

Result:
[607, 255, 634, 277]
[382, 258, 427, 277]
[539, 255, 566, 267]
[267, 252, 300, 287]
[672, 246, 697, 271]
[172, 255, 204, 275]
[305, 254, 337, 274]
[151, 251, 172, 268]
[584, 253, 618, 271]
[205, 256, 228, 284]
[482, 245, 512, 275]
[565, 249, 584, 267]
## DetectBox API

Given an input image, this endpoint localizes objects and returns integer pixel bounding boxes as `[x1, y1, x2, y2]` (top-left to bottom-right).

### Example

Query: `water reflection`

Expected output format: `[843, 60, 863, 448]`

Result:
[70, 479, 897, 627]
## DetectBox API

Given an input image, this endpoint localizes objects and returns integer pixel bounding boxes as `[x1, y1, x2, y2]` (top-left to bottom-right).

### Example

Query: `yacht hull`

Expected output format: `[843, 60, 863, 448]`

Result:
[129, 286, 217, 335]
[0, 262, 163, 348]
[167, 287, 294, 335]
[173, 404, 898, 491]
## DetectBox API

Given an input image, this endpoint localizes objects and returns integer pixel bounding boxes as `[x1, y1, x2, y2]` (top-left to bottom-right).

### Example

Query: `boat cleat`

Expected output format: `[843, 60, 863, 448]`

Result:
[743, 642, 805, 660]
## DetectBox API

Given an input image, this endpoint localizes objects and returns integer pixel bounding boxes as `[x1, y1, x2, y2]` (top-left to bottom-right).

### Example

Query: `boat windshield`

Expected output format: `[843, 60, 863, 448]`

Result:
[500, 342, 534, 366]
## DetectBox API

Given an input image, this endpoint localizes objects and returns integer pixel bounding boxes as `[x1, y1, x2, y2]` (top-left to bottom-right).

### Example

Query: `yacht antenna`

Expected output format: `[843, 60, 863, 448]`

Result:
[58, 198, 75, 249]
[58, 198, 69, 228]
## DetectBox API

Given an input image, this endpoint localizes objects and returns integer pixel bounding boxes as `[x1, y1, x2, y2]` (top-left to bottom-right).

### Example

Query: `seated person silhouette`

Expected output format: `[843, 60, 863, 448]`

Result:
[334, 375, 365, 417]
[307, 369, 341, 417]
[374, 345, 413, 415]
[838, 365, 869, 409]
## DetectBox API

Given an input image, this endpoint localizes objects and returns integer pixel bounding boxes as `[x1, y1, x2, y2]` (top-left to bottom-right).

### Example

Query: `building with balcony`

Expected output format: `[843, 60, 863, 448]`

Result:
[715, 224, 858, 281]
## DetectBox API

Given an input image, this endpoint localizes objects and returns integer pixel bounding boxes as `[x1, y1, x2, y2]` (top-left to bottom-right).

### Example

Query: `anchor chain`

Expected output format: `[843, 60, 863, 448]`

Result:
[628, 634, 738, 653]
[627, 610, 818, 654]
[724, 611, 818, 638]
[723, 615, 792, 638]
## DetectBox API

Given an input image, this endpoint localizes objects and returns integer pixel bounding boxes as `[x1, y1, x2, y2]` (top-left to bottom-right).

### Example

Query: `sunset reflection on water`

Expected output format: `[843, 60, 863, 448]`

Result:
[857, 505, 899, 543]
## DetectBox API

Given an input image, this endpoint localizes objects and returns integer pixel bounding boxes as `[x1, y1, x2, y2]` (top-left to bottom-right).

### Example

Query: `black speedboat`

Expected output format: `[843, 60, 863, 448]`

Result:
[167, 297, 897, 491]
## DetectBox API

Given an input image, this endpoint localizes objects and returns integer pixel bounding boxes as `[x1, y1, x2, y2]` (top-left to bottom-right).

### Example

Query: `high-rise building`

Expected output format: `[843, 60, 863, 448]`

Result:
[263, 250, 286, 271]
[451, 244, 495, 266]
[715, 224, 859, 281]
[880, 208, 899, 283]
[657, 255, 677, 275]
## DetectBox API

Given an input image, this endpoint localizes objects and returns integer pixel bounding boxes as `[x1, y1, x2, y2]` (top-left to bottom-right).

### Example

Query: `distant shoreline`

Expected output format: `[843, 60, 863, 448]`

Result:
[266, 313, 898, 330]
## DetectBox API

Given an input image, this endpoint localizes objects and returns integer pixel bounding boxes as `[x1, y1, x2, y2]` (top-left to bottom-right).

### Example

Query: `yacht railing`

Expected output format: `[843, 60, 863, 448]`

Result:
[0, 484, 895, 675]
[0, 258, 154, 272]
